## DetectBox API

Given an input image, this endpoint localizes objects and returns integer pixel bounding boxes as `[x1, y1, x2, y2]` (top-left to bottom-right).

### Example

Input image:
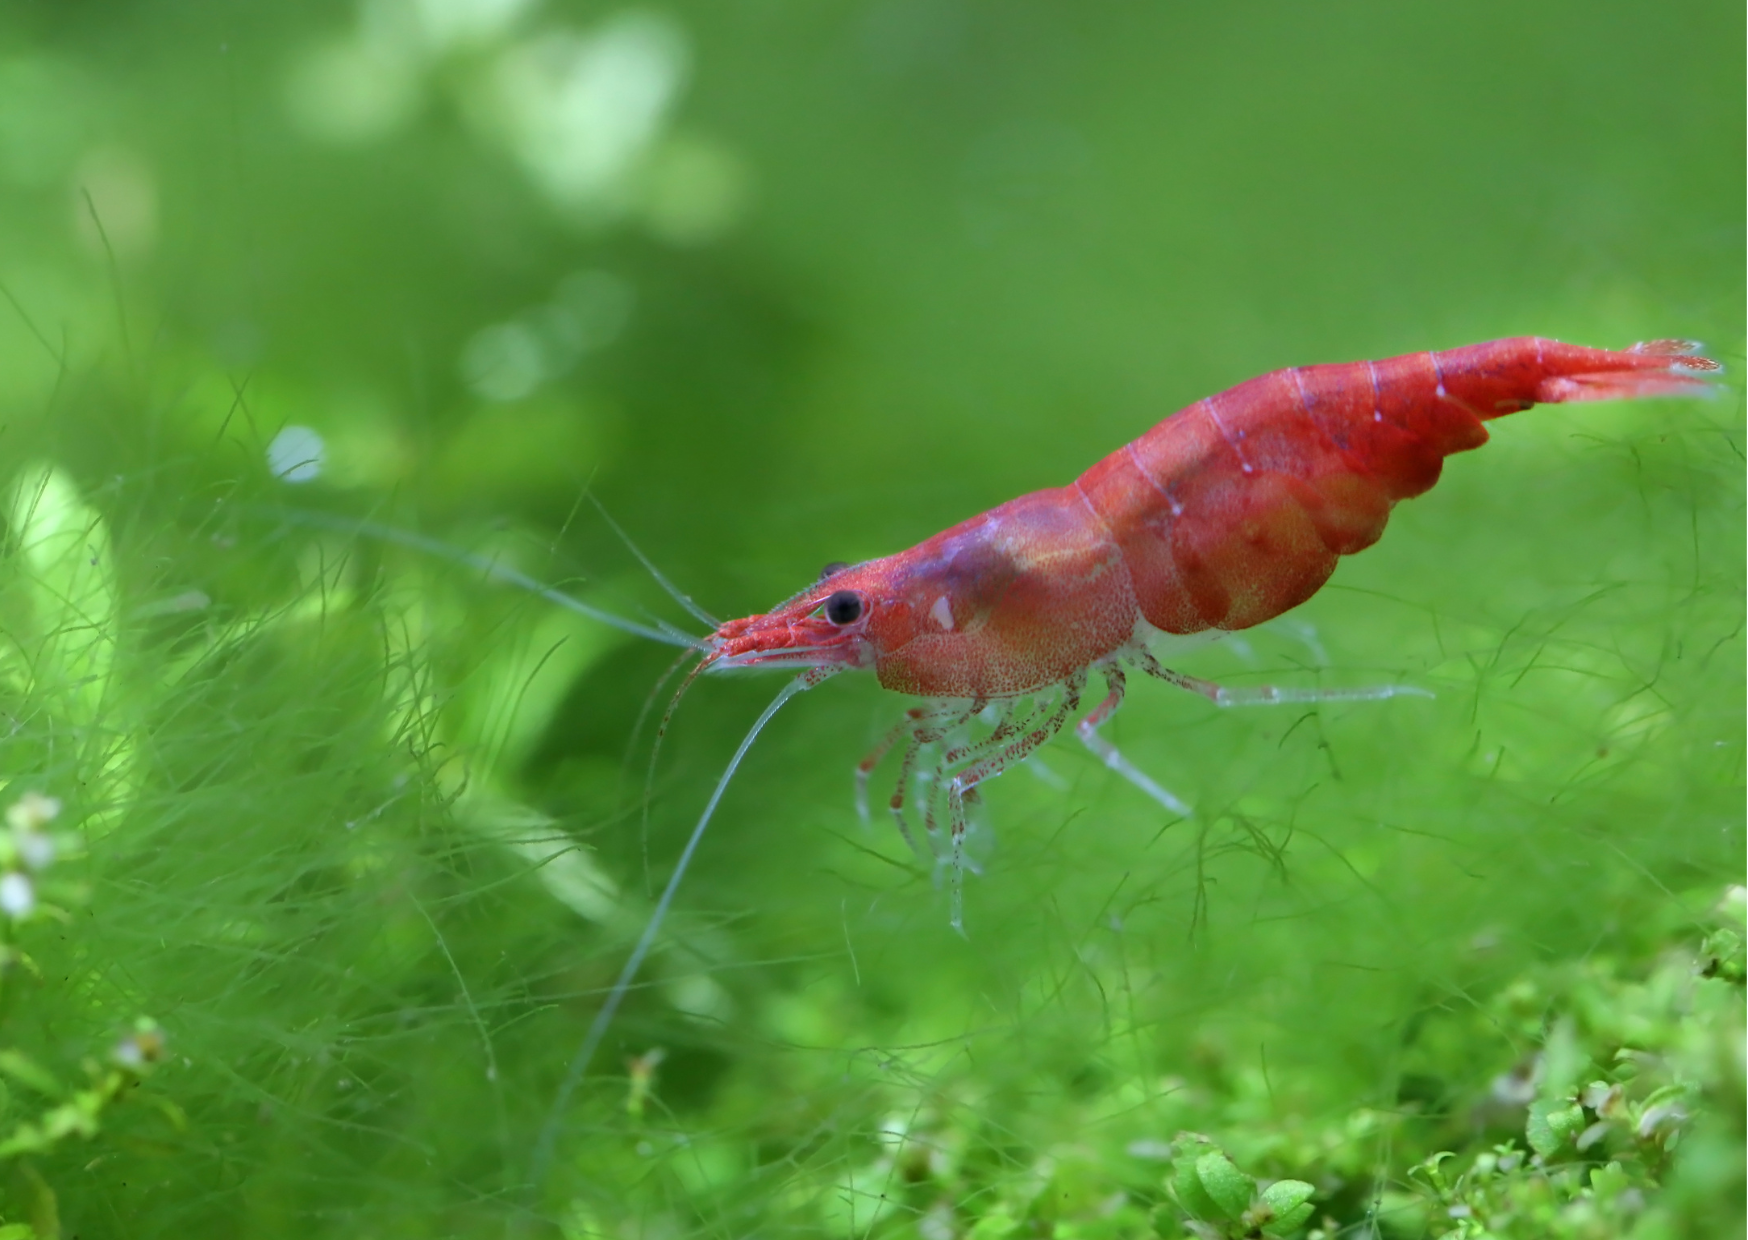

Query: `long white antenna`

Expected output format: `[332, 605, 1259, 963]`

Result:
[589, 495, 721, 629]
[528, 666, 839, 1185]
[267, 508, 701, 649]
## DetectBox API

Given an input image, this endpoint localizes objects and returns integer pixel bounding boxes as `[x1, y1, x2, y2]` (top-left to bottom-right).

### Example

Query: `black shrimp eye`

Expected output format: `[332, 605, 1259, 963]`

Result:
[819, 561, 850, 582]
[823, 589, 863, 626]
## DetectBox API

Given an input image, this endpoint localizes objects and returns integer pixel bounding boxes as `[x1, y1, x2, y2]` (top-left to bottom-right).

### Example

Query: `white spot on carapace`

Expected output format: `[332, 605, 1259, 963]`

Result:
[1240, 463, 1253, 474]
[1169, 500, 1184, 516]
[930, 595, 955, 631]
[1372, 410, 1383, 422]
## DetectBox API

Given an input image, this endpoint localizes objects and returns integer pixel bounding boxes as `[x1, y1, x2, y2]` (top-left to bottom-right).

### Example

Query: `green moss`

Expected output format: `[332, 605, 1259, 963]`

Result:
[0, 2, 1739, 1235]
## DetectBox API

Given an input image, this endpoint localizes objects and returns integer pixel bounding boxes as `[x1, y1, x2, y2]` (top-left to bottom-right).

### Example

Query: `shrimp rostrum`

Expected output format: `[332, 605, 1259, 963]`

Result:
[695, 337, 1720, 927]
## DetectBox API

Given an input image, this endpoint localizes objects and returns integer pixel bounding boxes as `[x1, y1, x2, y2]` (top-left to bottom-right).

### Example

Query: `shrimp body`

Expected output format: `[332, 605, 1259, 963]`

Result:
[534, 336, 1722, 1139]
[696, 336, 1719, 924]
[709, 338, 1719, 697]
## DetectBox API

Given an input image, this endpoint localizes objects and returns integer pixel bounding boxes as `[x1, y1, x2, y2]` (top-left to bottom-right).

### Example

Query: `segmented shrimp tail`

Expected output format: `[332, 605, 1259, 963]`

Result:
[1535, 339, 1724, 404]
[1074, 335, 1724, 637]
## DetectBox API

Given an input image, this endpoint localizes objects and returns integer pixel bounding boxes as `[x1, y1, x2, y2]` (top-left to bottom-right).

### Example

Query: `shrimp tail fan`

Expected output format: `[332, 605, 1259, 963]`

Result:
[1536, 340, 1723, 404]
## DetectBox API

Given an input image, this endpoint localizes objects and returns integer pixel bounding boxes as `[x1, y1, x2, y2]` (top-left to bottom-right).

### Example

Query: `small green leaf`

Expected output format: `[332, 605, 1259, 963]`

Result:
[1526, 1099, 1584, 1157]
[1172, 1151, 1220, 1220]
[1258, 1179, 1316, 1231]
[1169, 1135, 1221, 1219]
[1149, 1202, 1187, 1238]
[1538, 1019, 1585, 1098]
[1589, 1161, 1632, 1201]
[1195, 1149, 1253, 1221]
[1408, 1150, 1456, 1194]
[966, 1207, 1021, 1239]
[0, 1222, 36, 1240]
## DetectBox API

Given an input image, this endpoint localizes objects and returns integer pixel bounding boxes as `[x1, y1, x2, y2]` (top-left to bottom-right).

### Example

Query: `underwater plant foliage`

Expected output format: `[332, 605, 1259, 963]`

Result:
[0, 1, 1739, 1235]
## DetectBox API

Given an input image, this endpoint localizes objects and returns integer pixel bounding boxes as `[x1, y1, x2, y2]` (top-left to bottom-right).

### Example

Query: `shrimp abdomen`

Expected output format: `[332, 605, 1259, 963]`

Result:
[1079, 337, 1720, 635]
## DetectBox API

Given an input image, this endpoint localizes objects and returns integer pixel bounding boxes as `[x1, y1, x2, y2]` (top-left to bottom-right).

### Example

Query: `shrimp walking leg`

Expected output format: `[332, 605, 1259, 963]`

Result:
[856, 707, 927, 824]
[923, 697, 1039, 843]
[1130, 649, 1433, 707]
[943, 671, 1088, 930]
[886, 701, 981, 857]
[1076, 666, 1193, 817]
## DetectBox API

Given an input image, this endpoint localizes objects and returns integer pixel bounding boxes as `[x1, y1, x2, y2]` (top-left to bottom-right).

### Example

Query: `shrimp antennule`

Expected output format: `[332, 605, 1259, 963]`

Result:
[266, 508, 704, 648]
[636, 650, 720, 892]
[589, 495, 721, 629]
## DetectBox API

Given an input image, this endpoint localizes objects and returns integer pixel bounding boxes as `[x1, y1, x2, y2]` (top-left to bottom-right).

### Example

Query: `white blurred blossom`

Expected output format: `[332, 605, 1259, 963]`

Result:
[4, 791, 60, 877]
[284, 3, 746, 243]
[112, 1019, 166, 1070]
[268, 426, 326, 483]
[14, 829, 53, 873]
[392, 0, 540, 55]
[5, 791, 60, 833]
[482, 13, 688, 213]
[0, 872, 34, 919]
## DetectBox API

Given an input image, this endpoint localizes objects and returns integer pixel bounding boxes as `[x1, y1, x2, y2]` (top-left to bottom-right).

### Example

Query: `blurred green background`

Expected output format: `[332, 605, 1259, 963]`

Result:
[0, 1, 1740, 1236]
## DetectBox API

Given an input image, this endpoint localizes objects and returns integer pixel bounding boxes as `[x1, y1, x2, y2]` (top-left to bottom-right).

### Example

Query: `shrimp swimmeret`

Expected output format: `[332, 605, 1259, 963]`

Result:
[391, 335, 1718, 1174]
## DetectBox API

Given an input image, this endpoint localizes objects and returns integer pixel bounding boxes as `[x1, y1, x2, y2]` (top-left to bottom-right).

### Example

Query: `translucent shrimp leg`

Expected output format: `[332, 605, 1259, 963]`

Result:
[885, 701, 981, 858]
[858, 700, 985, 842]
[923, 696, 1041, 844]
[907, 697, 1042, 876]
[1129, 648, 1433, 707]
[1075, 665, 1193, 817]
[942, 670, 1088, 931]
[1072, 649, 1427, 824]
[942, 698, 1037, 768]
[855, 707, 927, 824]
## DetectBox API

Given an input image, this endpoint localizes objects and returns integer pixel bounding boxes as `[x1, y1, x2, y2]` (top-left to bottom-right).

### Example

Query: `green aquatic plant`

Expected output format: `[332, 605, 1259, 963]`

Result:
[0, 3, 1738, 1236]
[0, 788, 170, 1235]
